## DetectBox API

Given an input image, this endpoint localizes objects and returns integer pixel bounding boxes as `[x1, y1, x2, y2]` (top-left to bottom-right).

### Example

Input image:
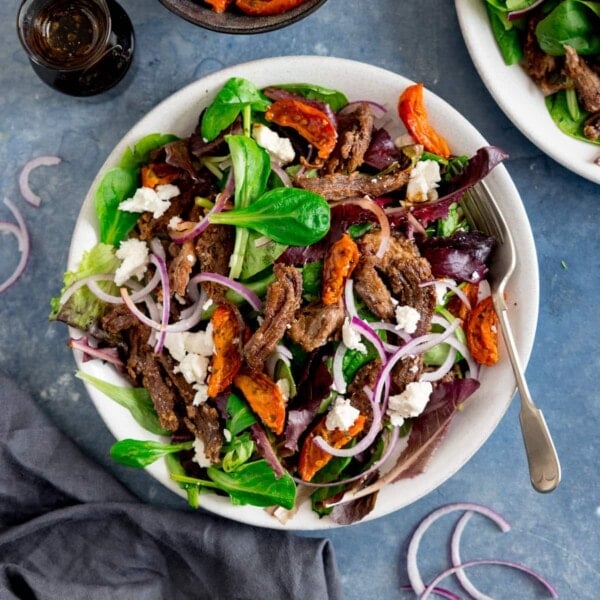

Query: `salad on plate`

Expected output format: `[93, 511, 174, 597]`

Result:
[483, 0, 600, 147]
[51, 76, 508, 525]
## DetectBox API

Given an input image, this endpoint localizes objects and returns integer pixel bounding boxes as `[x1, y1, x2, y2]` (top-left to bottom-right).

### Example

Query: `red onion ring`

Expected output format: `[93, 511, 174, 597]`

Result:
[331, 342, 347, 394]
[405, 502, 511, 596]
[270, 162, 293, 187]
[314, 394, 382, 458]
[420, 278, 472, 311]
[421, 559, 558, 599]
[193, 272, 262, 311]
[350, 316, 387, 362]
[150, 252, 170, 354]
[0, 197, 30, 293]
[169, 191, 228, 243]
[68, 336, 123, 367]
[19, 155, 62, 207]
[419, 345, 457, 383]
[334, 197, 391, 258]
[343, 278, 359, 319]
[339, 100, 387, 120]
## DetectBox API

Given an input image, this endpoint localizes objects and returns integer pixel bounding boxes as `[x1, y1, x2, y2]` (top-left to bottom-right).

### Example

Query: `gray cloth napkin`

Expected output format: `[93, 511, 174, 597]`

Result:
[0, 374, 343, 600]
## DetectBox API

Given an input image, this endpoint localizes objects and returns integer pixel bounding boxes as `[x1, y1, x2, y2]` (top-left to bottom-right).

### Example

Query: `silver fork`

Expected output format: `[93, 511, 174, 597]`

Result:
[462, 181, 561, 493]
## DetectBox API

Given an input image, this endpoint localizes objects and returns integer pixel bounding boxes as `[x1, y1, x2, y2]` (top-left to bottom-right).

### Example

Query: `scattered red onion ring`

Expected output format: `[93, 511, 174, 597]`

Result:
[332, 342, 347, 394]
[19, 155, 62, 207]
[343, 278, 359, 319]
[86, 270, 161, 304]
[0, 197, 31, 293]
[406, 502, 511, 596]
[68, 336, 123, 367]
[193, 272, 262, 311]
[419, 345, 457, 383]
[334, 197, 391, 258]
[421, 278, 472, 311]
[339, 99, 387, 120]
[421, 559, 558, 600]
[150, 252, 170, 354]
[350, 316, 387, 362]
[270, 162, 293, 187]
[314, 394, 382, 458]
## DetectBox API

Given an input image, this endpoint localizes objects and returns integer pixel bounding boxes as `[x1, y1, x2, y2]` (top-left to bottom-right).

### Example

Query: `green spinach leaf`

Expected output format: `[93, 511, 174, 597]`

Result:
[110, 438, 193, 468]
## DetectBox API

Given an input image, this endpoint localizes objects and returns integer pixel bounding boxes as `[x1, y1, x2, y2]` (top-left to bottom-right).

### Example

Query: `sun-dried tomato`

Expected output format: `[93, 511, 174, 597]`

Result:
[140, 163, 180, 189]
[265, 98, 337, 160]
[321, 232, 360, 305]
[447, 282, 480, 322]
[207, 304, 243, 397]
[235, 0, 307, 15]
[233, 369, 286, 435]
[466, 295, 500, 366]
[203, 0, 233, 13]
[398, 83, 451, 158]
[298, 414, 366, 482]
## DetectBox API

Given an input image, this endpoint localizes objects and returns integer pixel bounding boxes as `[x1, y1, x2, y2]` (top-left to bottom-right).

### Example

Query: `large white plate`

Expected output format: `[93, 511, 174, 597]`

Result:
[456, 0, 600, 185]
[68, 56, 539, 530]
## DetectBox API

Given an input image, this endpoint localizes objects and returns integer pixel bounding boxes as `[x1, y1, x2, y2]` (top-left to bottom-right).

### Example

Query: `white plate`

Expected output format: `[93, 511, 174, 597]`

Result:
[456, 0, 600, 185]
[68, 56, 539, 530]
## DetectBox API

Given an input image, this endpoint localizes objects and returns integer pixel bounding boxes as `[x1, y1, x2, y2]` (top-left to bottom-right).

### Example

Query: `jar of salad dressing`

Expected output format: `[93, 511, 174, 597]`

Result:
[16, 0, 134, 96]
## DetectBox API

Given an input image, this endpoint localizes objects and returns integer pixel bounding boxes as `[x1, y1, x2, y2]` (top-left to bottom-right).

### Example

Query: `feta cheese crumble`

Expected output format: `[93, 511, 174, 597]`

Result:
[325, 397, 361, 432]
[387, 381, 433, 427]
[342, 318, 367, 354]
[395, 305, 421, 334]
[252, 123, 295, 165]
[192, 437, 212, 468]
[114, 238, 150, 286]
[118, 183, 180, 219]
[406, 160, 441, 203]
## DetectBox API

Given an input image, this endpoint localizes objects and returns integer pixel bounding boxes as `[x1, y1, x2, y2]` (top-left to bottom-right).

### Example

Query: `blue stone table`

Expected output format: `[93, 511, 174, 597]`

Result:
[1, 1, 598, 597]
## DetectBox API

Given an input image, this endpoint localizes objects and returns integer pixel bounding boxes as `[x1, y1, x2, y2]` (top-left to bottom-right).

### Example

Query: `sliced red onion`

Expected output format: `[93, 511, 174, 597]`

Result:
[193, 272, 262, 311]
[339, 100, 387, 120]
[419, 345, 457, 383]
[19, 155, 62, 207]
[334, 197, 391, 258]
[0, 198, 30, 293]
[169, 191, 228, 243]
[150, 252, 170, 354]
[331, 342, 347, 394]
[270, 162, 293, 187]
[405, 502, 511, 596]
[343, 278, 359, 319]
[421, 559, 558, 600]
[87, 269, 161, 304]
[421, 278, 472, 311]
[350, 316, 387, 362]
[68, 336, 123, 367]
[444, 335, 479, 379]
[508, 0, 547, 21]
[314, 395, 382, 458]
[120, 288, 163, 330]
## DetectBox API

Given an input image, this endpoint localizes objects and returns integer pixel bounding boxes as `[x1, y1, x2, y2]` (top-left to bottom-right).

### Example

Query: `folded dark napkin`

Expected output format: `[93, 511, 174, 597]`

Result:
[0, 373, 343, 600]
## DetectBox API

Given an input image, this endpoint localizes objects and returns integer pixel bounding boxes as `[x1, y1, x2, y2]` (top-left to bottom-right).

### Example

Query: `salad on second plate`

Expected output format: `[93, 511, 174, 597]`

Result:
[483, 0, 600, 147]
[51, 76, 507, 524]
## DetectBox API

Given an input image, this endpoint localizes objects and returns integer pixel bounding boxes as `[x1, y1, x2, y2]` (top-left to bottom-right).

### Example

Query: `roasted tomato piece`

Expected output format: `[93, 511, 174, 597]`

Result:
[235, 0, 307, 15]
[466, 295, 500, 366]
[322, 232, 360, 305]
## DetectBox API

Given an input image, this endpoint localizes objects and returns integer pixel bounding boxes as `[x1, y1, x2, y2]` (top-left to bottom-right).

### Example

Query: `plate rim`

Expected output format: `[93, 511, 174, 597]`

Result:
[455, 0, 600, 185]
[67, 55, 539, 530]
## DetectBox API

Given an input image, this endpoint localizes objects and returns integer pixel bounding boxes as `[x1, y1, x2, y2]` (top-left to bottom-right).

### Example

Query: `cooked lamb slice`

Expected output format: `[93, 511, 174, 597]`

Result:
[391, 354, 423, 393]
[583, 111, 600, 141]
[195, 223, 235, 301]
[184, 403, 223, 464]
[294, 165, 411, 202]
[168, 239, 196, 298]
[325, 102, 374, 174]
[522, 14, 567, 95]
[347, 359, 382, 429]
[244, 264, 303, 372]
[564, 45, 600, 113]
[288, 300, 345, 352]
[352, 255, 396, 321]
[356, 231, 436, 337]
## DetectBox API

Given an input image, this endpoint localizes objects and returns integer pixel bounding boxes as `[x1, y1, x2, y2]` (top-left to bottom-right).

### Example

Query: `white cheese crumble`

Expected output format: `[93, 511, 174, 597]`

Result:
[175, 353, 210, 386]
[118, 183, 180, 219]
[114, 238, 150, 286]
[252, 123, 295, 165]
[406, 160, 441, 203]
[192, 383, 209, 407]
[325, 397, 361, 432]
[395, 305, 421, 334]
[342, 318, 367, 354]
[192, 437, 212, 468]
[276, 378, 290, 403]
[184, 323, 214, 357]
[387, 381, 433, 427]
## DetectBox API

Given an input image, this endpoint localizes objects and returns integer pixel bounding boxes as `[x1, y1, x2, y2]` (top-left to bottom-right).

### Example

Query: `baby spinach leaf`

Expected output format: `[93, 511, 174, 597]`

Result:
[95, 167, 139, 246]
[110, 438, 194, 468]
[165, 453, 200, 509]
[209, 187, 331, 246]
[222, 433, 255, 472]
[546, 89, 598, 143]
[486, 3, 524, 65]
[119, 133, 179, 169]
[77, 371, 171, 435]
[240, 232, 287, 280]
[201, 78, 271, 142]
[270, 83, 349, 111]
[226, 393, 257, 436]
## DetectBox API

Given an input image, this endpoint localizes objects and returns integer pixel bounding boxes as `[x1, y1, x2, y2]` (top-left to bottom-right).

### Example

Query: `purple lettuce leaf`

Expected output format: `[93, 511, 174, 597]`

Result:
[391, 378, 481, 482]
[363, 127, 403, 170]
[250, 423, 286, 479]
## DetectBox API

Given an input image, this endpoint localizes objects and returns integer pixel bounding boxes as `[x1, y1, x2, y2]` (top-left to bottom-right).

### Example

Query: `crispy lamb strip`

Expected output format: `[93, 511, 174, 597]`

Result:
[195, 223, 235, 301]
[184, 403, 223, 464]
[324, 102, 374, 175]
[563, 45, 600, 113]
[244, 264, 303, 372]
[294, 165, 411, 202]
[287, 300, 345, 353]
[168, 239, 196, 298]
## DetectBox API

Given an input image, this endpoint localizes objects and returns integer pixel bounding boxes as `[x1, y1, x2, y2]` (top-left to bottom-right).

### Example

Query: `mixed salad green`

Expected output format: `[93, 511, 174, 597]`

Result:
[51, 76, 507, 524]
[484, 0, 600, 145]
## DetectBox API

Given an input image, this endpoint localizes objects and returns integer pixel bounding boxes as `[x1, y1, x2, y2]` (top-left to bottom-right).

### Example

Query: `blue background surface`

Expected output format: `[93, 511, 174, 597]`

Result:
[1, 1, 599, 597]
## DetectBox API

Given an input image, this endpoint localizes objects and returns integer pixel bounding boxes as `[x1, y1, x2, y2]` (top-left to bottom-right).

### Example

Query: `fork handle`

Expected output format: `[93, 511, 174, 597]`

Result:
[495, 303, 561, 493]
